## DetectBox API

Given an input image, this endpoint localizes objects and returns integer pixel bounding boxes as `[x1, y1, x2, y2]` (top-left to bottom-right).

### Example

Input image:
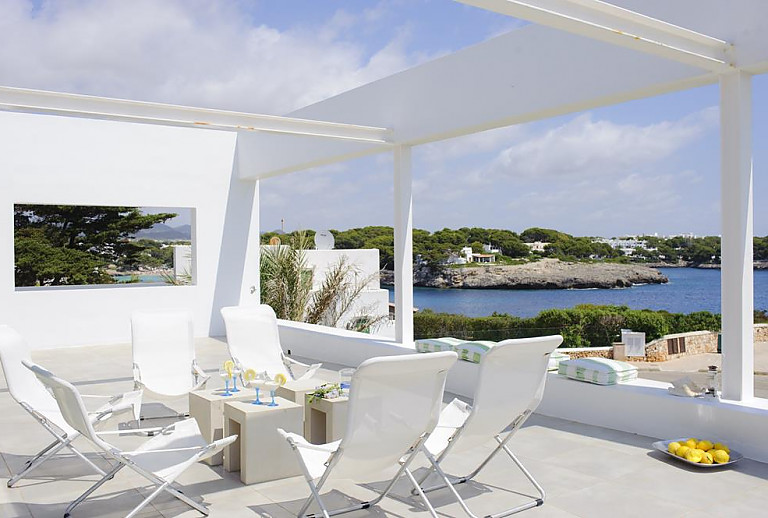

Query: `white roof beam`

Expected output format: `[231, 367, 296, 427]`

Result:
[456, 0, 733, 72]
[0, 86, 392, 143]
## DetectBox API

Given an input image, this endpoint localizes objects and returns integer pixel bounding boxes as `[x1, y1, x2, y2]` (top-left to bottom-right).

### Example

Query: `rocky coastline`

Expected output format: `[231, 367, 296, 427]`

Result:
[381, 258, 668, 289]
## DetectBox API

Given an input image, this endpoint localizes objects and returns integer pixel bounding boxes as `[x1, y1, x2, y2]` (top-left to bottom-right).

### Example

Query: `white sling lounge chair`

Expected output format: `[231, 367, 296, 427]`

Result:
[413, 335, 563, 518]
[221, 305, 321, 381]
[0, 325, 141, 488]
[131, 309, 209, 419]
[279, 351, 458, 518]
[24, 360, 236, 518]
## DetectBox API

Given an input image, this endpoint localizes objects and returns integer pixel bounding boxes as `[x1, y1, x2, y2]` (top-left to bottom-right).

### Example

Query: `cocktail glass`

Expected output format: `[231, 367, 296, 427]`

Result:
[251, 373, 267, 405]
[218, 367, 232, 397]
[231, 363, 242, 393]
[264, 379, 280, 407]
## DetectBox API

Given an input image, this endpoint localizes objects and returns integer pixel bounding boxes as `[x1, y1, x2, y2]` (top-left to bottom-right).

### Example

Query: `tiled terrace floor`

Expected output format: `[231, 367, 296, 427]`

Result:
[2, 338, 768, 518]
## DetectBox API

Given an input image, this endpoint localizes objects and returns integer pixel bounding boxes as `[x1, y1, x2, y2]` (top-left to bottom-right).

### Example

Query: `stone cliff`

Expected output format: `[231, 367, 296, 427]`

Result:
[381, 258, 668, 289]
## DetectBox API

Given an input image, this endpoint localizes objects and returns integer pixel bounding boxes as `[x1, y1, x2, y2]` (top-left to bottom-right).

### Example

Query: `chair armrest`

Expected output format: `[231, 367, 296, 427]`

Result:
[89, 390, 143, 422]
[197, 434, 238, 463]
[132, 363, 143, 391]
[277, 428, 338, 453]
[191, 360, 210, 385]
[285, 357, 322, 381]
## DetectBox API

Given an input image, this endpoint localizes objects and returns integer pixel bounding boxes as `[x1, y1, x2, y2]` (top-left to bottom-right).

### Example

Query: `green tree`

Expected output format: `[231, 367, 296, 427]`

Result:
[14, 205, 175, 286]
[520, 227, 570, 243]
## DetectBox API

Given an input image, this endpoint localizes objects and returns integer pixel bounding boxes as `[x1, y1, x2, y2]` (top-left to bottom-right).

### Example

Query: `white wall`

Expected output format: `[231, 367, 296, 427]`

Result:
[278, 321, 768, 463]
[302, 249, 389, 334]
[304, 249, 381, 291]
[0, 111, 260, 348]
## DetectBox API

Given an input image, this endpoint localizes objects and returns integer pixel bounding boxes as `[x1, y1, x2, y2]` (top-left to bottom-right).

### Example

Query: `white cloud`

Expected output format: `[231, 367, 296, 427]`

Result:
[406, 106, 720, 234]
[487, 107, 718, 181]
[0, 0, 426, 114]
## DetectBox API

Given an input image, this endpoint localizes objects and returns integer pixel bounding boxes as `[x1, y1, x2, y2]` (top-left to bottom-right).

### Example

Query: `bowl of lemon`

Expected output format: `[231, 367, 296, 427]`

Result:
[652, 438, 742, 467]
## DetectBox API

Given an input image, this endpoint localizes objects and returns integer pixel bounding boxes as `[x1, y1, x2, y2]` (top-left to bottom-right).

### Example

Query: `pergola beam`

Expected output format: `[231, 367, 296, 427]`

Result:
[0, 86, 392, 143]
[456, 0, 732, 72]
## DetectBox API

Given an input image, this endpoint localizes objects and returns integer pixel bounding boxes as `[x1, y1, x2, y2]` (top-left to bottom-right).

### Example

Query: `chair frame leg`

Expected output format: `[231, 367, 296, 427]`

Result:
[64, 464, 124, 517]
[64, 455, 212, 518]
[420, 437, 545, 518]
[415, 411, 545, 518]
[8, 415, 106, 487]
[290, 438, 438, 518]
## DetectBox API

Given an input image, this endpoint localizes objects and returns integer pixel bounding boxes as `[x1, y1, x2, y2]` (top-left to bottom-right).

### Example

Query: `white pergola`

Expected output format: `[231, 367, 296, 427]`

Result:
[2, 0, 766, 404]
[239, 0, 766, 403]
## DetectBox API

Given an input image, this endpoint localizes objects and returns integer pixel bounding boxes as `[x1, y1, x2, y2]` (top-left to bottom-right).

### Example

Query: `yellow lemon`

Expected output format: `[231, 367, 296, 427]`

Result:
[274, 373, 287, 386]
[713, 443, 730, 453]
[696, 440, 713, 451]
[685, 438, 698, 449]
[667, 441, 681, 455]
[244, 368, 257, 382]
[700, 451, 714, 465]
[685, 449, 704, 463]
[676, 445, 690, 458]
[223, 360, 235, 371]
[712, 450, 730, 464]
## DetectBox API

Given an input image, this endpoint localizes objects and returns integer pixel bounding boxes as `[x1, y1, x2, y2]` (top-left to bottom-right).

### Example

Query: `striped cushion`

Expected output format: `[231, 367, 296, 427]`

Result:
[454, 341, 495, 363]
[558, 357, 638, 385]
[548, 350, 570, 371]
[415, 337, 495, 363]
[415, 337, 465, 353]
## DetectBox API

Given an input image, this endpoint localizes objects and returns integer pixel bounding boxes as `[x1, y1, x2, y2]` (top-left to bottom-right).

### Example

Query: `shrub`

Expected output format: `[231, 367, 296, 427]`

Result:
[414, 305, 722, 348]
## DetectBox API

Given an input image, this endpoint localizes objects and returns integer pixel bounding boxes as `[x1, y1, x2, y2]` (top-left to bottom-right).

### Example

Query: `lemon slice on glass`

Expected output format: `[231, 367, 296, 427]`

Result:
[244, 368, 257, 382]
[274, 373, 288, 386]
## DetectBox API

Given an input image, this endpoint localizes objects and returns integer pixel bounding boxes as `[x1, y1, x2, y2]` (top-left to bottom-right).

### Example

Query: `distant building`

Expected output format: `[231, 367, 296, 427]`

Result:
[472, 254, 495, 263]
[460, 246, 495, 263]
[525, 241, 549, 252]
[444, 252, 468, 265]
[596, 237, 651, 256]
[483, 243, 500, 254]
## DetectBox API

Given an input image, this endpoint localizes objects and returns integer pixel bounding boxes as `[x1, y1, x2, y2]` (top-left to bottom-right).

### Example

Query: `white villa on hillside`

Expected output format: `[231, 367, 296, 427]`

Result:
[2, 5, 768, 514]
[597, 236, 653, 256]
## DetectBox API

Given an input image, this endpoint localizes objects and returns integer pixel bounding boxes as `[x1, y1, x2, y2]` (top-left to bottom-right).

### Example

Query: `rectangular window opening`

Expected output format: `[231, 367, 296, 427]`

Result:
[14, 204, 195, 289]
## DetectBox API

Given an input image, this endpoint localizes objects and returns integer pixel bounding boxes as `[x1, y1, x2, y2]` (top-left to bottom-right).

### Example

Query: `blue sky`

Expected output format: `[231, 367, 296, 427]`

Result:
[2, 0, 766, 236]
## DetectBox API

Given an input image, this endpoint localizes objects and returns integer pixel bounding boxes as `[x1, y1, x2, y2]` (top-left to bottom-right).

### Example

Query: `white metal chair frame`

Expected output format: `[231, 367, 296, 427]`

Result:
[131, 309, 209, 420]
[24, 360, 236, 518]
[283, 430, 437, 518]
[413, 335, 564, 518]
[0, 325, 141, 488]
[279, 351, 458, 518]
[221, 305, 321, 382]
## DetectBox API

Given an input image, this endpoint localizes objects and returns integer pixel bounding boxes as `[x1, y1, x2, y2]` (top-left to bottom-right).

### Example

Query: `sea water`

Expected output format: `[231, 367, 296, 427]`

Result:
[388, 268, 768, 317]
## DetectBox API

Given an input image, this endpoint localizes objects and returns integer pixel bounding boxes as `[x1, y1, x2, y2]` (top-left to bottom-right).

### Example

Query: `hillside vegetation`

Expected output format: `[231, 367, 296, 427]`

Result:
[262, 226, 768, 270]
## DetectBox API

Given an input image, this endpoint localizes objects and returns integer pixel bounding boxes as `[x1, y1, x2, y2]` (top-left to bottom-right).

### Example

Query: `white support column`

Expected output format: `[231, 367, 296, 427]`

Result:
[720, 71, 754, 401]
[394, 145, 414, 345]
[239, 179, 262, 306]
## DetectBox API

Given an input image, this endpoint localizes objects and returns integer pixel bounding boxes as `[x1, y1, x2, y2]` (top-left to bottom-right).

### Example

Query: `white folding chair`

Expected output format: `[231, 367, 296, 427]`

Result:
[131, 309, 209, 419]
[413, 335, 563, 518]
[0, 325, 141, 488]
[279, 351, 458, 518]
[221, 305, 321, 381]
[24, 360, 236, 518]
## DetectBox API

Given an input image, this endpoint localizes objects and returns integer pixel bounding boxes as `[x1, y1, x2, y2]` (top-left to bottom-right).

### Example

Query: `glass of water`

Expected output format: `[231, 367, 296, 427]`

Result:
[339, 368, 355, 397]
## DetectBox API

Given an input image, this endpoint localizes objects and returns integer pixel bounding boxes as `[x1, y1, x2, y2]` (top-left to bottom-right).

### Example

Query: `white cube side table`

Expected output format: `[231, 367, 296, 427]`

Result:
[305, 396, 348, 445]
[276, 378, 325, 410]
[189, 389, 254, 466]
[223, 398, 303, 484]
